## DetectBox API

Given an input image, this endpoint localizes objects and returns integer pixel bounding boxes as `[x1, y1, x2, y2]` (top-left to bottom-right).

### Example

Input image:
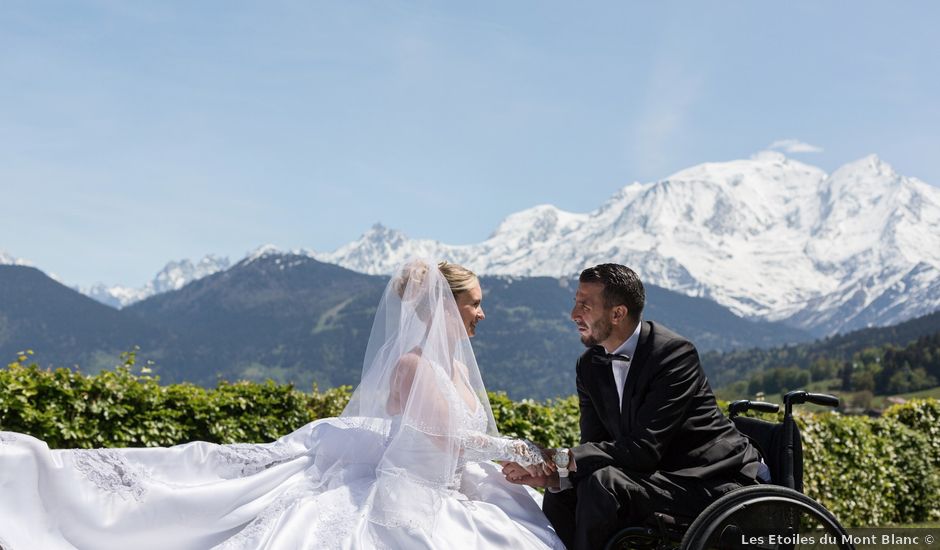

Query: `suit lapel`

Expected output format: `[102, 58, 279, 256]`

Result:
[620, 321, 652, 432]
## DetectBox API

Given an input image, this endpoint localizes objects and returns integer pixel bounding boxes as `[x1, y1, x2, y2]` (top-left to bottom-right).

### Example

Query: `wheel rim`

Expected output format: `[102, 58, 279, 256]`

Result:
[687, 494, 850, 549]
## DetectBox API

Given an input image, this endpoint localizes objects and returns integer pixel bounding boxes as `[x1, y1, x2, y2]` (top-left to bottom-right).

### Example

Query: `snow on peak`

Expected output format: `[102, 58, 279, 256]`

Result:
[362, 223, 408, 247]
[59, 152, 940, 334]
[489, 204, 585, 241]
[749, 150, 789, 163]
[82, 254, 233, 308]
[811, 155, 940, 276]
[152, 255, 231, 293]
[320, 223, 455, 275]
[321, 154, 940, 334]
[828, 154, 900, 191]
[0, 250, 32, 266]
[81, 284, 150, 309]
[244, 244, 283, 264]
[669, 152, 825, 185]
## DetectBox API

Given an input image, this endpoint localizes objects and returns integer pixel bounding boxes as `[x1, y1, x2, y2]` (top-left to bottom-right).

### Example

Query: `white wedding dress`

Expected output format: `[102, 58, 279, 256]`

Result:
[0, 261, 564, 550]
[0, 394, 561, 549]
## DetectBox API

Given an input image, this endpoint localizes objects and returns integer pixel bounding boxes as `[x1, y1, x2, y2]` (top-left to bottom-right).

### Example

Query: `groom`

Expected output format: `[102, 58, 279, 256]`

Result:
[504, 263, 760, 549]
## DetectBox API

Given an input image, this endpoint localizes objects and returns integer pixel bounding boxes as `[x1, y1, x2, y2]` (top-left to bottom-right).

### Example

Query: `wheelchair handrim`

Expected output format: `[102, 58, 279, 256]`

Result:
[684, 494, 851, 550]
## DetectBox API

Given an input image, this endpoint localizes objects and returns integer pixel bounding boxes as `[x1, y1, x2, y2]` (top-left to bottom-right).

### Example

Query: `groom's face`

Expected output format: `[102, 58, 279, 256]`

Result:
[571, 282, 613, 348]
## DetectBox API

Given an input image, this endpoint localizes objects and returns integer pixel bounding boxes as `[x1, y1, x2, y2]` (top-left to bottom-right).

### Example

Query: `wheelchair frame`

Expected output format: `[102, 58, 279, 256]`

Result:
[604, 390, 854, 550]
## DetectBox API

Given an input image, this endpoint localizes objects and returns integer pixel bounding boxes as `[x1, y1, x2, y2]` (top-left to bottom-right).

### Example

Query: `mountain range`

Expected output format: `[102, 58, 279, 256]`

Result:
[0, 253, 812, 400]
[319, 153, 940, 336]
[6, 152, 934, 338]
[80, 256, 232, 309]
[5, 254, 939, 400]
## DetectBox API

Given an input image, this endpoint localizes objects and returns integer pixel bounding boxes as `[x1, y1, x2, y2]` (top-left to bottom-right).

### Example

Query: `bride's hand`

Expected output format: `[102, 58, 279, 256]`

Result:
[513, 439, 545, 475]
[512, 439, 552, 474]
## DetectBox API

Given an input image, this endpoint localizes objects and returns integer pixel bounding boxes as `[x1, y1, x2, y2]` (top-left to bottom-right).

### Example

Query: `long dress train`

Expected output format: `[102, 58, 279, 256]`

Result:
[0, 412, 562, 549]
[0, 259, 564, 549]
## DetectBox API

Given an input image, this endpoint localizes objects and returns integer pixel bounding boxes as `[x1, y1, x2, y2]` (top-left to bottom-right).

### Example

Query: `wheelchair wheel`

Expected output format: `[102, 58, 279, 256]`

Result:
[680, 485, 853, 550]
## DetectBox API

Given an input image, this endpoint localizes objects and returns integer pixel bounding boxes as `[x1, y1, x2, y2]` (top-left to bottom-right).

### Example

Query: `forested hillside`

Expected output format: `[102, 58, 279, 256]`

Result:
[706, 311, 940, 398]
[2, 256, 811, 400]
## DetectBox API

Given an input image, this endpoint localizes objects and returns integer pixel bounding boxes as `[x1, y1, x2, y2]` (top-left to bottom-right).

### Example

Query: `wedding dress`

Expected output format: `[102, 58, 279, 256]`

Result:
[0, 260, 564, 550]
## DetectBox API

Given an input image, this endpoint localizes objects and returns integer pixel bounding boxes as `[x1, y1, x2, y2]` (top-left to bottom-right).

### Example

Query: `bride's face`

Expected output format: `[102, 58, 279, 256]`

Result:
[454, 281, 485, 337]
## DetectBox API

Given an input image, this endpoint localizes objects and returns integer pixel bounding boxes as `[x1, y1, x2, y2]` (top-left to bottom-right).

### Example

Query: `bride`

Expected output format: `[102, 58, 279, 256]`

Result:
[0, 260, 564, 550]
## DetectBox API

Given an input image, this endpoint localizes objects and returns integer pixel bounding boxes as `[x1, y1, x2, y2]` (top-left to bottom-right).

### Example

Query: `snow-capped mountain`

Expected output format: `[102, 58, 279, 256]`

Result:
[237, 244, 317, 267]
[320, 152, 940, 335]
[50, 151, 940, 335]
[81, 255, 232, 308]
[0, 250, 32, 267]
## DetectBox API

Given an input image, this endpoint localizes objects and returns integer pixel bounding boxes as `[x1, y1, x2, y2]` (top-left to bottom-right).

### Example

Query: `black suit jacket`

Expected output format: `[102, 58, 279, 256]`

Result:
[571, 321, 759, 482]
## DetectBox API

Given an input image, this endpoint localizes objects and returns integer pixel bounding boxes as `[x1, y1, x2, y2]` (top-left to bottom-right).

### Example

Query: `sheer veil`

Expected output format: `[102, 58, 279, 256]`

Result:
[341, 259, 499, 532]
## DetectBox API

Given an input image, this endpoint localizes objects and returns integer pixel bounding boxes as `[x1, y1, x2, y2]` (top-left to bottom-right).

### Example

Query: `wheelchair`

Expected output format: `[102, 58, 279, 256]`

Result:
[605, 390, 855, 550]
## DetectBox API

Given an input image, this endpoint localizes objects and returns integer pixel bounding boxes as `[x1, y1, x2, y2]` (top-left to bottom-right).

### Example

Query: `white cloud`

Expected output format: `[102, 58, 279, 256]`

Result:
[767, 139, 824, 154]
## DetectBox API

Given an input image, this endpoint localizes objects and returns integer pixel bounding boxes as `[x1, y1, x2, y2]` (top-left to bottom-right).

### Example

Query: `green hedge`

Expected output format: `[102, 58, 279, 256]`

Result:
[801, 401, 940, 526]
[2, 353, 938, 526]
[0, 351, 351, 447]
[489, 391, 580, 450]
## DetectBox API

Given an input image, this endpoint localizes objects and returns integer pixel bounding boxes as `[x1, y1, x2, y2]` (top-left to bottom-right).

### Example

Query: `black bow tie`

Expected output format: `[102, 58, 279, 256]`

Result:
[589, 345, 631, 366]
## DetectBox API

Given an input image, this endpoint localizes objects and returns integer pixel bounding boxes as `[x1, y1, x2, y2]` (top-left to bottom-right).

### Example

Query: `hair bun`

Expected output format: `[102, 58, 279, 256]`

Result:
[394, 260, 431, 299]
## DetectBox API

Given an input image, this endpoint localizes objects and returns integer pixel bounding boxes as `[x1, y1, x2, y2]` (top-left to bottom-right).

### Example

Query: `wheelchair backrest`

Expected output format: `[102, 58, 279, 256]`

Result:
[731, 416, 803, 493]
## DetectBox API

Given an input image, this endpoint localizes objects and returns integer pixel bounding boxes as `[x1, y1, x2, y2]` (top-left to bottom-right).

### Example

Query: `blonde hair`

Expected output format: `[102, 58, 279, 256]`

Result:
[393, 260, 478, 300]
[394, 261, 429, 299]
[437, 261, 478, 297]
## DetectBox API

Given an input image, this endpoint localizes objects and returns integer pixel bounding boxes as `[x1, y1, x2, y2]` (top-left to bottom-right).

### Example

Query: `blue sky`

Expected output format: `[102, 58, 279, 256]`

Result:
[2, 1, 938, 287]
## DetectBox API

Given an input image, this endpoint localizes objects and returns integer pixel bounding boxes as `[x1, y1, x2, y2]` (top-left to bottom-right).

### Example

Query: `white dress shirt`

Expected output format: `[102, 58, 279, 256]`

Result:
[609, 322, 642, 412]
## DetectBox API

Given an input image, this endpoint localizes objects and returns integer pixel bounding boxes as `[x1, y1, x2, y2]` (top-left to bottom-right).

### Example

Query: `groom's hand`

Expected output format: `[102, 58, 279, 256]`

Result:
[502, 461, 559, 488]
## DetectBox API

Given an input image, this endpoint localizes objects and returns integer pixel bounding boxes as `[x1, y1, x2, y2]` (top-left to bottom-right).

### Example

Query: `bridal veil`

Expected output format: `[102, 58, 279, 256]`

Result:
[342, 259, 498, 532]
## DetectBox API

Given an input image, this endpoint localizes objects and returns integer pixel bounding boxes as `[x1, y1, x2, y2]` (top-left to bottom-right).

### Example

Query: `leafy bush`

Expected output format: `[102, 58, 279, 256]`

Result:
[2, 354, 938, 525]
[489, 391, 580, 449]
[801, 412, 940, 526]
[0, 350, 350, 447]
[883, 398, 940, 467]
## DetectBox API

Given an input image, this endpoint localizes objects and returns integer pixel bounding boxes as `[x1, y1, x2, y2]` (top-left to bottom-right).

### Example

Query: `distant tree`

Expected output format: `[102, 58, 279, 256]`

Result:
[852, 370, 876, 392]
[840, 361, 854, 392]
[748, 373, 764, 395]
[850, 390, 873, 410]
[810, 358, 838, 382]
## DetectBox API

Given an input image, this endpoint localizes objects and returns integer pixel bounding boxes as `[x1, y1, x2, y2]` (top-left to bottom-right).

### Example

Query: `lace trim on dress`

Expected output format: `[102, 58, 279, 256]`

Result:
[0, 432, 20, 446]
[315, 505, 368, 550]
[71, 449, 151, 501]
[212, 485, 310, 550]
[336, 416, 390, 432]
[370, 477, 444, 535]
[453, 394, 488, 435]
[460, 431, 543, 466]
[213, 441, 294, 479]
